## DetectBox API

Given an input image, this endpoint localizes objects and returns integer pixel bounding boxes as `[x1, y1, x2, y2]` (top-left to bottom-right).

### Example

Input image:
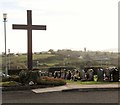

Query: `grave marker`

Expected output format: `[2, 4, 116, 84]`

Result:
[97, 68, 104, 82]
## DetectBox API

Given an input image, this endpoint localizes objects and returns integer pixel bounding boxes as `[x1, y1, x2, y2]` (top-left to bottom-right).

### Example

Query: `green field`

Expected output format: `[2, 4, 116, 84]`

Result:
[1, 50, 119, 70]
[9, 54, 55, 62]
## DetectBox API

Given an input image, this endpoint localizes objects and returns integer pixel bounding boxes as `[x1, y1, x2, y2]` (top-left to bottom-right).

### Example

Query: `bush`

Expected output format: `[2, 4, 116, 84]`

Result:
[2, 77, 10, 82]
[37, 76, 66, 86]
[27, 71, 40, 83]
[19, 70, 27, 85]
[9, 75, 20, 82]
[1, 75, 20, 82]
[19, 70, 41, 85]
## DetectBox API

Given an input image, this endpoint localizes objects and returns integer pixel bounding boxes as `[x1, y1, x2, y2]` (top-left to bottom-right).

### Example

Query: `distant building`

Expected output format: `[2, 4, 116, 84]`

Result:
[84, 47, 86, 52]
[21, 53, 27, 55]
[41, 51, 49, 54]
[34, 52, 41, 54]
[78, 56, 83, 59]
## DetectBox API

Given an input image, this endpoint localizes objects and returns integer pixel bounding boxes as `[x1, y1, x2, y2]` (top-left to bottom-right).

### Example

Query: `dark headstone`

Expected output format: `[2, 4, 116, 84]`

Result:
[73, 70, 80, 81]
[80, 70, 86, 81]
[112, 68, 119, 82]
[54, 71, 58, 78]
[104, 68, 111, 82]
[61, 71, 66, 79]
[48, 72, 53, 77]
[97, 68, 104, 82]
[64, 71, 67, 79]
[86, 69, 94, 81]
[66, 70, 72, 80]
[58, 71, 61, 78]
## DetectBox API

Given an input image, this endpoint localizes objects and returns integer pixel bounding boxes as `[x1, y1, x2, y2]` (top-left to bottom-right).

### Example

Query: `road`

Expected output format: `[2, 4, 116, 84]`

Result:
[2, 90, 119, 103]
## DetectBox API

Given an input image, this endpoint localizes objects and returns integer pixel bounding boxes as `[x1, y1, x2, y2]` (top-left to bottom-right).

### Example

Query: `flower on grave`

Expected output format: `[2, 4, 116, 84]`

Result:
[29, 81, 34, 85]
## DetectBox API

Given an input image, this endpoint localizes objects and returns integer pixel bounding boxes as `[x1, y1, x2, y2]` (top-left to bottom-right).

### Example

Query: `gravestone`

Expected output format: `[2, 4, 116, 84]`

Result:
[66, 70, 72, 80]
[48, 72, 53, 77]
[104, 68, 111, 82]
[63, 71, 67, 79]
[112, 68, 119, 82]
[73, 70, 80, 81]
[58, 71, 61, 78]
[97, 68, 104, 82]
[54, 71, 58, 78]
[61, 71, 65, 79]
[86, 69, 94, 81]
[80, 69, 86, 81]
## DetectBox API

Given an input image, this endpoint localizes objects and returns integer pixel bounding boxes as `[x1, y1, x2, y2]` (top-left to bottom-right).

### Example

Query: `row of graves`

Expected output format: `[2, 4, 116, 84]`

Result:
[7, 66, 119, 85]
[47, 66, 119, 82]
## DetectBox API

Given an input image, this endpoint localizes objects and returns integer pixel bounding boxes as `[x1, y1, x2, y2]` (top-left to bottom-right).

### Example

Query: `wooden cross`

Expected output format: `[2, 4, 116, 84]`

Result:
[12, 10, 46, 70]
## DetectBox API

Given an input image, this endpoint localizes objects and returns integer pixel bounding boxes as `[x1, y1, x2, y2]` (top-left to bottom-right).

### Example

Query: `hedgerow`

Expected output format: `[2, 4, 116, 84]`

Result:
[37, 76, 66, 86]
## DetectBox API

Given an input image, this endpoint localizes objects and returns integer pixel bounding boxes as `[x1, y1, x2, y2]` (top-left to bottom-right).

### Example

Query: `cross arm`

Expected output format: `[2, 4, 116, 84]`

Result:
[31, 25, 46, 30]
[12, 24, 28, 29]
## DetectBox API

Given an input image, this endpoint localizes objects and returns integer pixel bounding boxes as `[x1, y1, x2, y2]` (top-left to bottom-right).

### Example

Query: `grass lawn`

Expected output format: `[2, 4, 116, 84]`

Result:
[0, 81, 20, 87]
[66, 80, 120, 85]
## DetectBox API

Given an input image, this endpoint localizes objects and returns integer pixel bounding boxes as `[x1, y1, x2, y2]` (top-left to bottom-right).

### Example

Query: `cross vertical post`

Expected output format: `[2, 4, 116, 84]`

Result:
[27, 10, 32, 70]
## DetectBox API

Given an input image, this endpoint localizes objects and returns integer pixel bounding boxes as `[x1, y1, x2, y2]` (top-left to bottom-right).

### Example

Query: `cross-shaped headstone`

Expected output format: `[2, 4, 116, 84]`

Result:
[12, 10, 46, 70]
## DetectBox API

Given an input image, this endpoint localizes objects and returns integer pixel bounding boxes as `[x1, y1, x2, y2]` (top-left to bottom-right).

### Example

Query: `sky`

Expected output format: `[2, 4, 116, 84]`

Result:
[0, 0, 119, 53]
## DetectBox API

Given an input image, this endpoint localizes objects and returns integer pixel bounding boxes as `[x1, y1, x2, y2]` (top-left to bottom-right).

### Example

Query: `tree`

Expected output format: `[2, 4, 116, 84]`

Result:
[48, 49, 55, 54]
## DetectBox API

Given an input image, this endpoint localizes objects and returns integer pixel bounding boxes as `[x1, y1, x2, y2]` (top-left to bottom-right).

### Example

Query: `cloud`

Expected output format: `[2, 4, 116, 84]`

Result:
[0, 0, 23, 11]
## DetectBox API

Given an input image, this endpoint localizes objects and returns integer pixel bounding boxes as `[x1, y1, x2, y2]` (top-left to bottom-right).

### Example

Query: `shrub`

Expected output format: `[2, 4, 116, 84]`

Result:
[19, 70, 41, 85]
[2, 77, 10, 82]
[19, 70, 27, 85]
[27, 71, 40, 83]
[37, 76, 66, 86]
[1, 75, 20, 82]
[9, 75, 20, 82]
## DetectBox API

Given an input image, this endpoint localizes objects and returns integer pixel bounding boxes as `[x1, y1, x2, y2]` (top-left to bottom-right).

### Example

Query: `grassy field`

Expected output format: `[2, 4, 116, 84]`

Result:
[33, 54, 55, 60]
[8, 54, 56, 62]
[2, 53, 55, 61]
[2, 53, 56, 68]
[1, 50, 119, 70]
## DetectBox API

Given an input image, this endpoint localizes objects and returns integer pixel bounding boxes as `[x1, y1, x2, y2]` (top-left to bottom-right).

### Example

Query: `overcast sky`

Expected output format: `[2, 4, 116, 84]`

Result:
[0, 0, 119, 53]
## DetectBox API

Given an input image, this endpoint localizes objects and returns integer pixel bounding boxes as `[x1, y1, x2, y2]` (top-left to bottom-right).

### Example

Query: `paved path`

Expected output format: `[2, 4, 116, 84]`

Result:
[32, 83, 119, 93]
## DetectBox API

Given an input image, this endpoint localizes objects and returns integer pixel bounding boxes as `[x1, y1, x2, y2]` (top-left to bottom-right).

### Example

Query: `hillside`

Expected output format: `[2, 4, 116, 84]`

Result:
[1, 50, 119, 71]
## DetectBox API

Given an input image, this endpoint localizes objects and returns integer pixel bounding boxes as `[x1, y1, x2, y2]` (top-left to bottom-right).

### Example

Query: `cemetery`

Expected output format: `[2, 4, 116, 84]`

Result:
[1, 10, 119, 90]
[1, 65, 119, 90]
[1, 1, 119, 103]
